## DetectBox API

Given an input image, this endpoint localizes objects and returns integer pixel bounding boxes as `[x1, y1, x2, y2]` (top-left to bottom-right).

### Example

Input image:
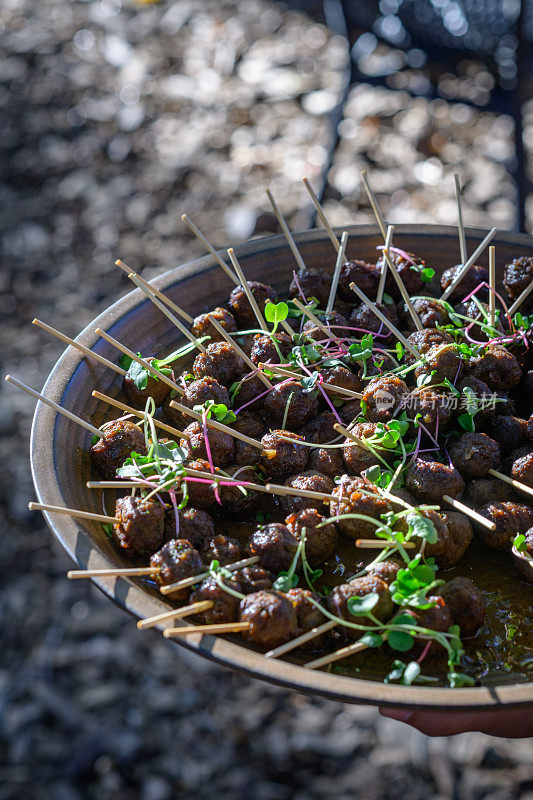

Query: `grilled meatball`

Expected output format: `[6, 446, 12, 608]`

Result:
[367, 560, 400, 585]
[512, 451, 533, 488]
[376, 250, 425, 298]
[469, 345, 522, 390]
[365, 351, 398, 378]
[487, 416, 529, 453]
[349, 301, 399, 337]
[190, 307, 237, 343]
[502, 444, 532, 476]
[473, 501, 533, 549]
[150, 538, 203, 601]
[250, 332, 293, 366]
[307, 447, 344, 480]
[183, 459, 218, 508]
[456, 376, 495, 425]
[503, 256, 533, 304]
[440, 577, 486, 637]
[180, 420, 235, 467]
[228, 281, 278, 328]
[240, 590, 299, 649]
[403, 328, 454, 368]
[342, 422, 388, 477]
[90, 419, 146, 479]
[193, 342, 244, 386]
[202, 534, 242, 566]
[263, 381, 319, 429]
[181, 377, 231, 415]
[338, 259, 379, 302]
[440, 263, 489, 301]
[230, 373, 266, 409]
[407, 388, 453, 436]
[303, 311, 349, 342]
[113, 496, 165, 557]
[513, 527, 533, 581]
[216, 464, 260, 515]
[362, 376, 409, 423]
[122, 357, 171, 409]
[320, 365, 363, 397]
[338, 400, 361, 426]
[247, 523, 298, 573]
[260, 430, 308, 478]
[232, 412, 266, 465]
[329, 476, 391, 539]
[286, 588, 325, 646]
[235, 565, 275, 594]
[328, 576, 393, 639]
[289, 266, 331, 306]
[299, 411, 338, 444]
[277, 471, 334, 514]
[164, 506, 214, 550]
[405, 297, 450, 331]
[189, 576, 242, 624]
[428, 511, 473, 569]
[463, 478, 511, 508]
[449, 432, 500, 481]
[285, 508, 338, 567]
[406, 458, 465, 503]
[414, 344, 463, 385]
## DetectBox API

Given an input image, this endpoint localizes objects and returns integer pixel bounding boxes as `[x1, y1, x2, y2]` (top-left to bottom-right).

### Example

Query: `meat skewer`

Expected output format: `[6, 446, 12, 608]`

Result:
[115, 259, 193, 323]
[169, 400, 263, 449]
[32, 319, 127, 377]
[488, 469, 533, 499]
[360, 170, 387, 239]
[164, 621, 251, 637]
[159, 556, 260, 596]
[440, 227, 497, 301]
[265, 620, 337, 658]
[355, 539, 416, 550]
[380, 224, 423, 331]
[92, 390, 189, 439]
[28, 501, 118, 524]
[376, 225, 393, 305]
[302, 176, 340, 252]
[304, 640, 370, 670]
[326, 231, 349, 314]
[181, 213, 239, 284]
[227, 248, 269, 332]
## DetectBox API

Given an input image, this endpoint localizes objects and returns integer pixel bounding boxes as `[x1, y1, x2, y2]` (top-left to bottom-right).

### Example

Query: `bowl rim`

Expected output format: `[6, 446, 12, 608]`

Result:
[30, 223, 533, 710]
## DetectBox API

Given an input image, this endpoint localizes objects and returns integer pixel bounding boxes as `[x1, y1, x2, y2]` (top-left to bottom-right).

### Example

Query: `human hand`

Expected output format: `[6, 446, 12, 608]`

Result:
[380, 706, 533, 737]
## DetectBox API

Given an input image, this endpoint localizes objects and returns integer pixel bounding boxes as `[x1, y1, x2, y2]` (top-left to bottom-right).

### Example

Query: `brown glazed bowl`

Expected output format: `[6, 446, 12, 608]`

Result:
[31, 224, 533, 710]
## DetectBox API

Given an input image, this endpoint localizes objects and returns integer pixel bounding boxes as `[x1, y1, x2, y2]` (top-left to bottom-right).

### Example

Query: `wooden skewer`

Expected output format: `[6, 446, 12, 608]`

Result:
[181, 214, 239, 284]
[290, 297, 333, 339]
[68, 567, 159, 579]
[376, 225, 393, 305]
[5, 375, 103, 438]
[508, 277, 533, 316]
[95, 328, 184, 397]
[442, 495, 496, 530]
[128, 273, 206, 353]
[137, 600, 214, 630]
[164, 621, 250, 637]
[169, 400, 263, 449]
[227, 249, 269, 333]
[264, 483, 338, 502]
[356, 539, 416, 550]
[488, 246, 496, 329]
[454, 174, 467, 267]
[28, 501, 118, 524]
[488, 469, 533, 499]
[302, 177, 340, 252]
[440, 227, 498, 301]
[206, 313, 272, 388]
[326, 231, 348, 314]
[360, 170, 387, 239]
[115, 260, 193, 323]
[32, 319, 127, 377]
[265, 620, 336, 658]
[259, 363, 362, 399]
[87, 481, 141, 489]
[266, 188, 307, 272]
[304, 639, 369, 670]
[91, 390, 189, 438]
[348, 282, 421, 359]
[159, 556, 260, 595]
[333, 422, 366, 445]
[381, 225, 423, 331]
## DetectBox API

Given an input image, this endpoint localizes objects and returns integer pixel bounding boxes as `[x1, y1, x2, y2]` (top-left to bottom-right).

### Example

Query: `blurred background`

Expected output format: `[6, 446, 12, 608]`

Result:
[1, 0, 533, 797]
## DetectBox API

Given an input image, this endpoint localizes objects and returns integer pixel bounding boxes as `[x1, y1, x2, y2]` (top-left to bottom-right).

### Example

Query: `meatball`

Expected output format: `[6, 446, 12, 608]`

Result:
[349, 301, 399, 337]
[285, 508, 338, 567]
[202, 534, 242, 566]
[440, 263, 489, 301]
[263, 381, 319, 429]
[183, 459, 218, 508]
[367, 560, 400, 585]
[513, 527, 533, 581]
[216, 464, 260, 515]
[338, 259, 380, 302]
[190, 307, 237, 343]
[463, 478, 510, 508]
[469, 345, 522, 390]
[405, 458, 465, 503]
[164, 506, 214, 550]
[449, 432, 500, 481]
[286, 588, 325, 646]
[235, 565, 275, 594]
[299, 411, 338, 445]
[342, 422, 387, 476]
[440, 577, 486, 637]
[247, 523, 298, 573]
[239, 590, 299, 649]
[250, 332, 293, 366]
[328, 576, 393, 639]
[512, 451, 533, 488]
[181, 420, 235, 467]
[307, 447, 344, 480]
[428, 511, 473, 569]
[362, 376, 409, 423]
[487, 416, 529, 453]
[320, 365, 363, 398]
[329, 475, 391, 539]
[289, 266, 331, 306]
[113, 496, 165, 558]
[473, 501, 533, 549]
[181, 377, 231, 416]
[406, 388, 453, 437]
[303, 311, 349, 342]
[405, 297, 449, 331]
[122, 357, 170, 409]
[403, 328, 454, 366]
[260, 430, 308, 478]
[90, 419, 146, 479]
[232, 412, 266, 466]
[503, 256, 533, 304]
[228, 281, 278, 328]
[189, 576, 242, 624]
[278, 471, 334, 514]
[456, 376, 495, 425]
[150, 538, 203, 601]
[502, 444, 532, 476]
[338, 400, 360, 426]
[414, 344, 463, 385]
[376, 250, 425, 298]
[193, 342, 244, 386]
[230, 373, 266, 409]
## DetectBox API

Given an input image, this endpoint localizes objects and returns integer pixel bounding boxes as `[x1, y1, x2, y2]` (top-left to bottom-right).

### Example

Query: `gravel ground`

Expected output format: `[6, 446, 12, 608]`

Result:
[1, 1, 532, 798]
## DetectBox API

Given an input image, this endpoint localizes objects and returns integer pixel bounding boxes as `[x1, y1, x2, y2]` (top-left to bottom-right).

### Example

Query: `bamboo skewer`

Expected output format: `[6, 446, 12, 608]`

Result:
[302, 177, 340, 251]
[164, 621, 250, 637]
[347, 284, 421, 359]
[169, 400, 264, 449]
[290, 297, 333, 339]
[488, 246, 496, 329]
[68, 567, 159, 579]
[137, 600, 214, 630]
[355, 539, 416, 550]
[488, 469, 533, 499]
[116, 260, 193, 323]
[159, 556, 260, 595]
[381, 225, 423, 331]
[206, 313, 272, 388]
[266, 189, 307, 272]
[442, 495, 496, 530]
[264, 483, 338, 502]
[326, 231, 348, 314]
[28, 501, 118, 524]
[95, 328, 184, 397]
[128, 273, 206, 353]
[91, 390, 189, 438]
[454, 174, 467, 267]
[259, 363, 362, 399]
[508, 277, 533, 316]
[360, 170, 387, 239]
[265, 620, 336, 658]
[181, 214, 239, 284]
[304, 639, 370, 670]
[5, 375, 103, 438]
[227, 249, 269, 333]
[440, 228, 498, 301]
[32, 319, 127, 377]
[376, 225, 393, 305]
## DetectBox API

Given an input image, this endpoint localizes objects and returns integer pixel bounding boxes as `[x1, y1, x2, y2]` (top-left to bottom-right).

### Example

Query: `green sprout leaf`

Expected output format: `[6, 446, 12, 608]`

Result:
[513, 533, 527, 553]
[406, 513, 438, 544]
[272, 572, 299, 592]
[265, 301, 289, 331]
[447, 671, 475, 688]
[127, 359, 150, 391]
[421, 267, 435, 283]
[360, 632, 384, 648]
[347, 592, 380, 617]
[102, 522, 113, 538]
[457, 413, 475, 433]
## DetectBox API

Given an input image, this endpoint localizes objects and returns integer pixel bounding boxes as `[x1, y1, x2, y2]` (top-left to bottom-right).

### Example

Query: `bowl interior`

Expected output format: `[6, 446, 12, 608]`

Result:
[31, 224, 533, 710]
